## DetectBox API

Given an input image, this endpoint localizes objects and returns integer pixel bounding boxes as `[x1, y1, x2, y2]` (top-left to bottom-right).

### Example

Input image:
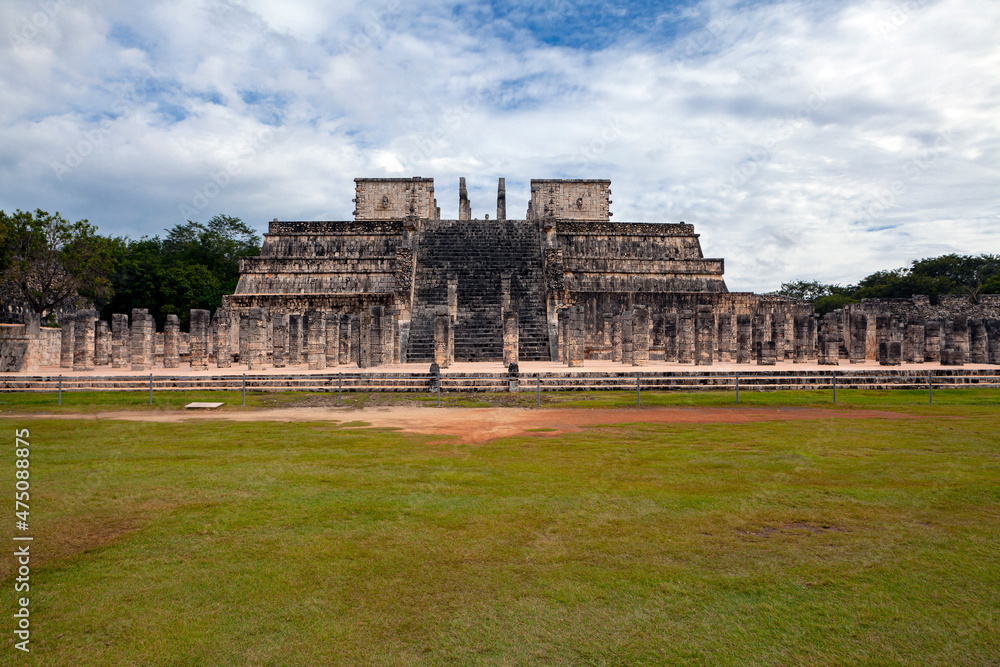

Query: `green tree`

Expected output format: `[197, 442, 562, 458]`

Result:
[768, 280, 852, 301]
[853, 268, 953, 301]
[813, 294, 858, 316]
[163, 215, 261, 297]
[0, 209, 119, 316]
[909, 254, 1000, 303]
[100, 215, 261, 327]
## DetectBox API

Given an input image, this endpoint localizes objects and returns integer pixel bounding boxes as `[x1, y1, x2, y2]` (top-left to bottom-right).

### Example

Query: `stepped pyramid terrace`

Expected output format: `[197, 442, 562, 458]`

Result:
[2, 176, 1000, 373]
[225, 176, 809, 367]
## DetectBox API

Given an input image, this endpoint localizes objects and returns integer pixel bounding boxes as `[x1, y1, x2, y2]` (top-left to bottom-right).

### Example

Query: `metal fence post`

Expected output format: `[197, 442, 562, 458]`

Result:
[437, 379, 441, 407]
[58, 374, 62, 406]
[242, 373, 246, 406]
[149, 373, 153, 405]
[928, 370, 933, 405]
[735, 372, 740, 404]
[536, 374, 541, 408]
[338, 372, 343, 406]
[832, 371, 837, 404]
[637, 376, 641, 407]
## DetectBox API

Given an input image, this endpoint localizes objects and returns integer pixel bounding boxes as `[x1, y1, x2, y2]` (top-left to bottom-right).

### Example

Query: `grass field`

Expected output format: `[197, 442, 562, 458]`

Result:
[1, 391, 998, 665]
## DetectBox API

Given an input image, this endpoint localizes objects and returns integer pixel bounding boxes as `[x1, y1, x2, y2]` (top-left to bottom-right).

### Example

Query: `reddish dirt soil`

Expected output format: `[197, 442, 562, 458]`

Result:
[10, 406, 920, 443]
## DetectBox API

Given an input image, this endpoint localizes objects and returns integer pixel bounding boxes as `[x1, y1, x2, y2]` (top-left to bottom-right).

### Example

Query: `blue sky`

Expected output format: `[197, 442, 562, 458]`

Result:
[1, 0, 998, 292]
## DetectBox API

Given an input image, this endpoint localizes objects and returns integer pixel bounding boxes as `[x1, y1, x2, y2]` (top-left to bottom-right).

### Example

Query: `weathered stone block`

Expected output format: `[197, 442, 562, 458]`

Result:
[677, 310, 694, 364]
[663, 313, 678, 363]
[736, 314, 752, 364]
[246, 308, 267, 370]
[503, 308, 519, 366]
[189, 309, 210, 370]
[111, 314, 129, 369]
[214, 309, 232, 369]
[305, 310, 327, 370]
[632, 306, 650, 367]
[849, 313, 867, 363]
[969, 318, 988, 364]
[130, 308, 154, 371]
[60, 316, 75, 369]
[94, 320, 111, 366]
[985, 319, 1000, 364]
[325, 312, 340, 367]
[694, 305, 714, 366]
[288, 314, 302, 365]
[163, 315, 180, 369]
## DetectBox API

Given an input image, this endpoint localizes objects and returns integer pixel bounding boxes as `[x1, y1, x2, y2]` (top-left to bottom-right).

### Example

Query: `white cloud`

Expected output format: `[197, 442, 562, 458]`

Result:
[0, 0, 998, 293]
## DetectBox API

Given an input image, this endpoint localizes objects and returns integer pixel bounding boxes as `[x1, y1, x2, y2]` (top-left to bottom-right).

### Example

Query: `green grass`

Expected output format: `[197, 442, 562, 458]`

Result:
[2, 386, 999, 413]
[1, 407, 998, 665]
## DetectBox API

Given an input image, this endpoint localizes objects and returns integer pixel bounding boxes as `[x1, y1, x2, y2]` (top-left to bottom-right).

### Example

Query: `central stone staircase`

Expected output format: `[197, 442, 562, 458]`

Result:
[406, 220, 550, 362]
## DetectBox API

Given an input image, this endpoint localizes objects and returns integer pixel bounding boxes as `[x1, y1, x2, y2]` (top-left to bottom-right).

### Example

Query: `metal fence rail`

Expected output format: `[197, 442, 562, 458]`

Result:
[3, 370, 999, 406]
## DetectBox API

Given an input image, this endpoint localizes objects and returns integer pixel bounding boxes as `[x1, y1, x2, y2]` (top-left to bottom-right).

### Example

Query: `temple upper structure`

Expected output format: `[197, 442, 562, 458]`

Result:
[228, 176, 765, 363]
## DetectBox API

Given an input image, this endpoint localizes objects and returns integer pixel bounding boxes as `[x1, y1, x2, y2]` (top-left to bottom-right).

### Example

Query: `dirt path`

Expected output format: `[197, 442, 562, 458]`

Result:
[4, 406, 920, 443]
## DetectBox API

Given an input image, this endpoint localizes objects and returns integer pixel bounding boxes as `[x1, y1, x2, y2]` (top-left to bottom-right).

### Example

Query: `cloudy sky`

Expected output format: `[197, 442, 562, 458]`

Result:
[1, 0, 998, 292]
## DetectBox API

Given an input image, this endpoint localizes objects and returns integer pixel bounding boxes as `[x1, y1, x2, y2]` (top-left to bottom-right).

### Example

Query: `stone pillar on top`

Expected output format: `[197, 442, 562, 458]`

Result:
[620, 310, 633, 365]
[95, 320, 111, 366]
[567, 305, 585, 368]
[287, 314, 302, 366]
[189, 309, 210, 371]
[73, 310, 97, 372]
[163, 315, 180, 369]
[246, 307, 267, 371]
[433, 306, 450, 368]
[632, 306, 650, 367]
[924, 320, 941, 362]
[111, 314, 129, 369]
[793, 314, 810, 363]
[716, 312, 733, 363]
[849, 313, 867, 364]
[325, 312, 340, 368]
[904, 318, 925, 364]
[736, 314, 752, 364]
[969, 319, 988, 364]
[694, 305, 715, 366]
[130, 308, 155, 371]
[503, 308, 519, 367]
[59, 314, 75, 369]
[677, 309, 694, 364]
[214, 309, 233, 369]
[663, 312, 678, 363]
[817, 312, 840, 366]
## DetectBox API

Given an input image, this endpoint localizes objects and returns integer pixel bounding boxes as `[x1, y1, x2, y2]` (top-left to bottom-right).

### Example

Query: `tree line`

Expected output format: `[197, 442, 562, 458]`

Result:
[0, 209, 260, 328]
[770, 254, 1000, 315]
[2, 207, 997, 324]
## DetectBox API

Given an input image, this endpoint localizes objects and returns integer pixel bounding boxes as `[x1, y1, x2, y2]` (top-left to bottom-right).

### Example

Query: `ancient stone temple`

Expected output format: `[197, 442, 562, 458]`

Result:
[226, 176, 808, 364]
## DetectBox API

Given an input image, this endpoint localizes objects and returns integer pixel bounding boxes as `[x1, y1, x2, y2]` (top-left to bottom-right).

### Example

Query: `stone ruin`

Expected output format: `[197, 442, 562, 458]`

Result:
[2, 176, 1000, 372]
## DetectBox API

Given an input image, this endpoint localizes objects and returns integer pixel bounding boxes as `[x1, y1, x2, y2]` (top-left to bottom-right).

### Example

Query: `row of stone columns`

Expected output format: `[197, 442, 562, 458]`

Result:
[57, 305, 402, 372]
[556, 305, 1000, 367]
[558, 306, 817, 367]
[818, 312, 1000, 366]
